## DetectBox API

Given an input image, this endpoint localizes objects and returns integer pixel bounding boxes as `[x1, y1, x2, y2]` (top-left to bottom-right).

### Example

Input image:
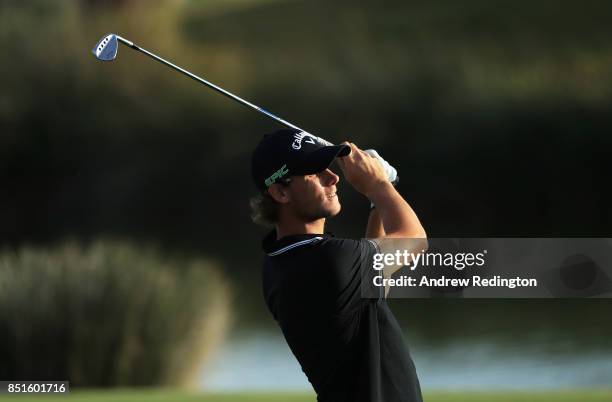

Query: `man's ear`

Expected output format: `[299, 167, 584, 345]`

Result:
[267, 183, 291, 204]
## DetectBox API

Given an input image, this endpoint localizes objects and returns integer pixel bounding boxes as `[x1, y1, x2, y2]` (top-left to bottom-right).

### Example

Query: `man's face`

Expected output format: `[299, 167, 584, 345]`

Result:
[285, 168, 341, 221]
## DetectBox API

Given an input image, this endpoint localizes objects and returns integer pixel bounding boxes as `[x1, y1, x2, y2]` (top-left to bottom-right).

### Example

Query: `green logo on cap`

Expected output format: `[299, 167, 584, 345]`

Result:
[265, 164, 290, 187]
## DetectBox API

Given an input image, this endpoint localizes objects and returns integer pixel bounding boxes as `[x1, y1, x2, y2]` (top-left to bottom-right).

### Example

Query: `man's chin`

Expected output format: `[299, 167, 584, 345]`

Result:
[330, 202, 341, 217]
[303, 203, 341, 221]
[324, 202, 341, 218]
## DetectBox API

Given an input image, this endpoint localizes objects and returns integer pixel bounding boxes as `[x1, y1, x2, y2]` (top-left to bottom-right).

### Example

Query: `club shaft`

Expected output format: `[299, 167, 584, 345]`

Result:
[116, 36, 304, 132]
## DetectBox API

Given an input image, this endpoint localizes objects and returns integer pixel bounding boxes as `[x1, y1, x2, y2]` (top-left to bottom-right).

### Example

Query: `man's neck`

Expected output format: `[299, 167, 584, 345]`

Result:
[275, 218, 325, 240]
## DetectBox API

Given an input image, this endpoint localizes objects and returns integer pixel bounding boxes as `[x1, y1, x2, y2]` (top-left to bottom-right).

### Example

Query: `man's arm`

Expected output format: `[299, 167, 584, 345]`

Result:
[367, 181, 426, 239]
[367, 181, 428, 292]
[365, 208, 385, 238]
[338, 143, 427, 294]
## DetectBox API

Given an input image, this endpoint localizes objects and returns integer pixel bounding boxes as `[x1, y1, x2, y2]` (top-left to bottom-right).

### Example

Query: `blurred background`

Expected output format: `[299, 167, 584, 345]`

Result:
[1, 0, 611, 399]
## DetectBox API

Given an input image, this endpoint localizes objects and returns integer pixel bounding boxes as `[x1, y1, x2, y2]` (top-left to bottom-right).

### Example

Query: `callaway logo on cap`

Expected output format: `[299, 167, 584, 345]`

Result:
[251, 129, 351, 192]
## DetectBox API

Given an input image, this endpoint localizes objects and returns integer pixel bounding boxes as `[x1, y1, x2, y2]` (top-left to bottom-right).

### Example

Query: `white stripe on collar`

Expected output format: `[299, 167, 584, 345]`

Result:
[267, 237, 324, 256]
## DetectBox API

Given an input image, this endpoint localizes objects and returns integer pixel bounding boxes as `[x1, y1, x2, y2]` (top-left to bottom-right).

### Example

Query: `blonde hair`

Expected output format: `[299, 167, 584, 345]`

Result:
[249, 192, 280, 227]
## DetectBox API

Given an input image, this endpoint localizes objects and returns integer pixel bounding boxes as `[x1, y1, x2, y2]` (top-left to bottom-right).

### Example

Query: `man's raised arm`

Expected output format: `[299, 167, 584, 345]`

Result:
[338, 142, 427, 289]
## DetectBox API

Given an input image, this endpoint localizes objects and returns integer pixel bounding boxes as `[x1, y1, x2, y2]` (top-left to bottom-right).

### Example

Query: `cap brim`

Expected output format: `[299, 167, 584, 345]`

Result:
[295, 144, 351, 175]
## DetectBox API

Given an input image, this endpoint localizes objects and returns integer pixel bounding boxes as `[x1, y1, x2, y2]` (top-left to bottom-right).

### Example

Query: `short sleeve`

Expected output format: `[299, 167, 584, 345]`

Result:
[359, 239, 384, 300]
[323, 238, 383, 314]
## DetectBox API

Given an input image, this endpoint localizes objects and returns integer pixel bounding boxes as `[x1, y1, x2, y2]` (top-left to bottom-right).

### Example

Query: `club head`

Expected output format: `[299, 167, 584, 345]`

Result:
[92, 34, 118, 61]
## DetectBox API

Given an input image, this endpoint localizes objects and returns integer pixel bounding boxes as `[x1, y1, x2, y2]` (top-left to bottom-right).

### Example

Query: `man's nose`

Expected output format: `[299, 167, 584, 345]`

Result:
[322, 169, 340, 186]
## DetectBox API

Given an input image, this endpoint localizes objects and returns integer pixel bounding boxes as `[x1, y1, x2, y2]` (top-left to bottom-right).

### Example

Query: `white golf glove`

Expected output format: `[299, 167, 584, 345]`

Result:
[364, 149, 398, 209]
[364, 149, 398, 185]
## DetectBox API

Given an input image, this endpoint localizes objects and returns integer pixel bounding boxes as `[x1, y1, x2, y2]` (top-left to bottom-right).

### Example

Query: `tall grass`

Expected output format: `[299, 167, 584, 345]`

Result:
[0, 240, 231, 388]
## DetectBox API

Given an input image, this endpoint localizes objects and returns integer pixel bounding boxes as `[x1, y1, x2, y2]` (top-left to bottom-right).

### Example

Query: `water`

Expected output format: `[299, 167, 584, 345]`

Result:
[201, 332, 612, 391]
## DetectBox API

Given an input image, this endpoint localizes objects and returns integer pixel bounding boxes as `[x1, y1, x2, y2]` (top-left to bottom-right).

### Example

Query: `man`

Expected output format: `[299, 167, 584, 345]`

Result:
[251, 128, 426, 402]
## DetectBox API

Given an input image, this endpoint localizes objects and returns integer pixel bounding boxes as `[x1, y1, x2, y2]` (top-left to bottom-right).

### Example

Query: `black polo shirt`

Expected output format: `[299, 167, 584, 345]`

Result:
[262, 232, 423, 402]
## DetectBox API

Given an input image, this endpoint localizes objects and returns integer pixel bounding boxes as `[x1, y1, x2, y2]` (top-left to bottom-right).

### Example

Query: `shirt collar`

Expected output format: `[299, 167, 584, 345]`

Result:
[262, 230, 333, 256]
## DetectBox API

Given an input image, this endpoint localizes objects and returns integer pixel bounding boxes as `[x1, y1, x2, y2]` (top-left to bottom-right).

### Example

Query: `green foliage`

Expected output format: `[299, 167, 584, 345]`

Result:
[0, 240, 231, 387]
[2, 0, 612, 250]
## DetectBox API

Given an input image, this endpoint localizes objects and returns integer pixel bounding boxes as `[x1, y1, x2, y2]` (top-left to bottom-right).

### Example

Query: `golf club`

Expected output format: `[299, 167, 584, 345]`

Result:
[92, 33, 333, 145]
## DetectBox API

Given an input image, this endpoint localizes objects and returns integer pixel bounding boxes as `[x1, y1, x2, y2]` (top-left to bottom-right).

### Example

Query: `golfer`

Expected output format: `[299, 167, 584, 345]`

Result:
[251, 128, 426, 402]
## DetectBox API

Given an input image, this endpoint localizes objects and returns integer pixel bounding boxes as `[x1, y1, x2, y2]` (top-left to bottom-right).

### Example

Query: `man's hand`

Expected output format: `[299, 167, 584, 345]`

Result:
[337, 142, 388, 197]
